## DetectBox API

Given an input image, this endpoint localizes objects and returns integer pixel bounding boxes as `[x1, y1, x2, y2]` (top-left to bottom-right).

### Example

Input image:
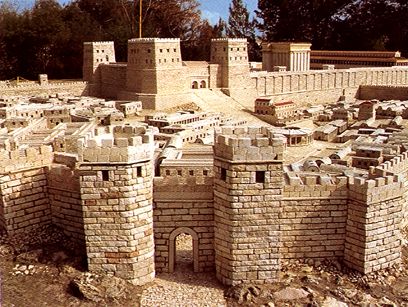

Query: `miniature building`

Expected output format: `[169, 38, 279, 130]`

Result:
[255, 99, 301, 125]
[352, 146, 384, 169]
[358, 100, 376, 120]
[310, 50, 408, 69]
[84, 38, 252, 109]
[262, 42, 312, 72]
[115, 101, 142, 117]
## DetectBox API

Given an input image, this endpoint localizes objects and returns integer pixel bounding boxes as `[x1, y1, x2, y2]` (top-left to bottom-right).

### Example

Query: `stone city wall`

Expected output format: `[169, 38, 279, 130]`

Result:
[153, 166, 214, 273]
[345, 175, 403, 273]
[252, 67, 408, 105]
[359, 85, 408, 101]
[0, 81, 88, 97]
[48, 157, 84, 245]
[99, 64, 127, 99]
[0, 167, 51, 234]
[281, 175, 349, 260]
[0, 145, 53, 174]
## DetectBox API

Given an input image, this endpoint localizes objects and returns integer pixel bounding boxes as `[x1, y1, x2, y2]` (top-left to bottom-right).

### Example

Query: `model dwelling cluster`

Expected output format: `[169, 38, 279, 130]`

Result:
[2, 36, 408, 287]
[0, 88, 407, 286]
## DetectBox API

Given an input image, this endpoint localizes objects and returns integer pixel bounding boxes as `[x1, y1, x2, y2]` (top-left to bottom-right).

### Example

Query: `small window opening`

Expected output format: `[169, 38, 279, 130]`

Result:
[221, 168, 227, 181]
[189, 170, 194, 176]
[203, 170, 208, 176]
[178, 170, 182, 176]
[137, 166, 142, 177]
[256, 171, 265, 183]
[102, 170, 109, 181]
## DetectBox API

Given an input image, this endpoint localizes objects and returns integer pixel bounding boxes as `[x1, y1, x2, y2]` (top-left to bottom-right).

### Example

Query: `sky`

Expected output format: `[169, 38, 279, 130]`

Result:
[200, 0, 258, 25]
[17, 0, 258, 25]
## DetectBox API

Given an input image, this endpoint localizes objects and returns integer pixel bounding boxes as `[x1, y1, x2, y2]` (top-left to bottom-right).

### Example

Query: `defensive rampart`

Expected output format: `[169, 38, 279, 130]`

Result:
[0, 81, 88, 97]
[252, 67, 408, 105]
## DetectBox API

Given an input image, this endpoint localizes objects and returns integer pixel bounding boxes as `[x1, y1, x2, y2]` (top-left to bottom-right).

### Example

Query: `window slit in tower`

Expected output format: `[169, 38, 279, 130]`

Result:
[102, 170, 109, 181]
[256, 171, 265, 183]
[221, 168, 227, 181]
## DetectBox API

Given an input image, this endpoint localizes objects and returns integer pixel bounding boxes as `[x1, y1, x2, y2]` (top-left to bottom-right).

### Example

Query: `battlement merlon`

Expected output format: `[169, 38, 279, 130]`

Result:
[0, 145, 53, 173]
[213, 126, 285, 162]
[83, 41, 115, 46]
[78, 126, 155, 164]
[211, 38, 248, 42]
[128, 38, 181, 43]
[369, 151, 408, 177]
[349, 174, 403, 204]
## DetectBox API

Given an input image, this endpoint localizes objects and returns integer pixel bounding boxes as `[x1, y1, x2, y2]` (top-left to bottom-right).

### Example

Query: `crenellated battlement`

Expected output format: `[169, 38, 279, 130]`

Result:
[84, 41, 114, 46]
[211, 38, 248, 42]
[370, 151, 408, 177]
[78, 125, 154, 164]
[214, 126, 285, 161]
[283, 173, 348, 198]
[128, 38, 180, 43]
[0, 145, 53, 172]
[349, 174, 403, 204]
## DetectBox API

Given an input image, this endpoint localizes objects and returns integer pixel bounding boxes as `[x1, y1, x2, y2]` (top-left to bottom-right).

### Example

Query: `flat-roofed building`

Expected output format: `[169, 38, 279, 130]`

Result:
[310, 50, 408, 69]
[262, 42, 312, 72]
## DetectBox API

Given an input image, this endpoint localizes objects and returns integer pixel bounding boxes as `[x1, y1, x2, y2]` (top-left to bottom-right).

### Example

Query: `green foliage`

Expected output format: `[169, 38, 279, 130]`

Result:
[228, 0, 260, 61]
[256, 0, 408, 56]
[0, 0, 206, 79]
[1, 0, 407, 80]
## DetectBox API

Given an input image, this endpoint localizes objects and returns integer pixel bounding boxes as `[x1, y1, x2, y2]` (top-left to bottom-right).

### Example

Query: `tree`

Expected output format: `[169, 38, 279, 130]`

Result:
[256, 0, 354, 49]
[330, 0, 408, 54]
[228, 0, 260, 61]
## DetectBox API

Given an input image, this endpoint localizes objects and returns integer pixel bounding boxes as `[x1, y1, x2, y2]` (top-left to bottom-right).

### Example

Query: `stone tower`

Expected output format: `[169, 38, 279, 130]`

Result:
[122, 38, 188, 109]
[210, 38, 251, 89]
[213, 126, 284, 286]
[78, 126, 155, 285]
[83, 42, 116, 82]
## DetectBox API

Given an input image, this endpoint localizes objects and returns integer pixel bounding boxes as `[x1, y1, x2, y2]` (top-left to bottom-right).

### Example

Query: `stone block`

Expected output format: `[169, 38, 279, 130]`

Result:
[101, 138, 114, 148]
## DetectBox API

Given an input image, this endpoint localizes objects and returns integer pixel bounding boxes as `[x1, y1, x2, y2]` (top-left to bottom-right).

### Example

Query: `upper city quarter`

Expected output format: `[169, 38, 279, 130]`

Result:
[1, 37, 408, 286]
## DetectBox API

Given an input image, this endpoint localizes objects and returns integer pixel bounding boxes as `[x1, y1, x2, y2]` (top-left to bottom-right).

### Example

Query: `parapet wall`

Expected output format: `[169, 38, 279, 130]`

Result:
[78, 126, 154, 164]
[345, 175, 403, 273]
[48, 157, 84, 246]
[0, 81, 88, 97]
[0, 168, 51, 234]
[0, 145, 53, 173]
[282, 175, 348, 260]
[253, 67, 408, 105]
[214, 126, 285, 162]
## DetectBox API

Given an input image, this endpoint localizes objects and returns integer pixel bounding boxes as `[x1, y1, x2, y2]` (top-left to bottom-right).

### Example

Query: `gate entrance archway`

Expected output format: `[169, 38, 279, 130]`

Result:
[169, 227, 199, 273]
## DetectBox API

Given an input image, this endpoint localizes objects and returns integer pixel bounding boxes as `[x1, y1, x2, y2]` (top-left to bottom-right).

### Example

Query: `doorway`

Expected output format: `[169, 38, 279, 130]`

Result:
[169, 227, 199, 273]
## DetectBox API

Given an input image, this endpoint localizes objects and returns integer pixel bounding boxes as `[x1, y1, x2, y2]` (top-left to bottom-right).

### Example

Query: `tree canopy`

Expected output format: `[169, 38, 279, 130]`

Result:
[256, 0, 408, 54]
[0, 0, 407, 80]
[227, 0, 260, 61]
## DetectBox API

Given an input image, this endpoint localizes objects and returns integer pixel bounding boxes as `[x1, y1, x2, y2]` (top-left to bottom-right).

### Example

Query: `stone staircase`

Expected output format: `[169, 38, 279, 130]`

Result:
[191, 89, 265, 124]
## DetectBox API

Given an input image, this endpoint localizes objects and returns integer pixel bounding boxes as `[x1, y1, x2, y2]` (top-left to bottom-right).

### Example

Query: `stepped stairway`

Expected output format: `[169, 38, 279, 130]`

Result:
[191, 89, 266, 125]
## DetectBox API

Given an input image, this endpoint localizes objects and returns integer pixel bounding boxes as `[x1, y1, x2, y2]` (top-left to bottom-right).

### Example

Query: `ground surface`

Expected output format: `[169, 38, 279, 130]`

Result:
[2, 228, 408, 306]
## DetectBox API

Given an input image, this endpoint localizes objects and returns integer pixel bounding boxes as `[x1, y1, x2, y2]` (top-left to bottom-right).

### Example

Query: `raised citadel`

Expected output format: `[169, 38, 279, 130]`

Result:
[2, 37, 408, 288]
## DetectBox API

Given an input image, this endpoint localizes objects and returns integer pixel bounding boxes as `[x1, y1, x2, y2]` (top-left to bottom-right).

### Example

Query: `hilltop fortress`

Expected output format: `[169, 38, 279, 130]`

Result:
[1, 38, 408, 287]
[83, 38, 408, 109]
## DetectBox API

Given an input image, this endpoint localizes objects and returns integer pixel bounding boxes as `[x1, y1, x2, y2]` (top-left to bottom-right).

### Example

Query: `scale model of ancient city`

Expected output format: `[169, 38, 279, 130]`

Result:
[2, 37, 408, 287]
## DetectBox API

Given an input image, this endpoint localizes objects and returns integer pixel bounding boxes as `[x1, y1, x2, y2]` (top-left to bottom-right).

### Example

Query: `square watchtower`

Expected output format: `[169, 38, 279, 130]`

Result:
[213, 126, 285, 285]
